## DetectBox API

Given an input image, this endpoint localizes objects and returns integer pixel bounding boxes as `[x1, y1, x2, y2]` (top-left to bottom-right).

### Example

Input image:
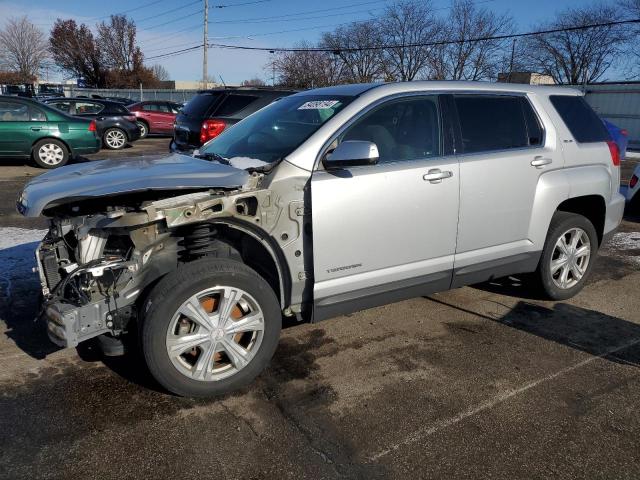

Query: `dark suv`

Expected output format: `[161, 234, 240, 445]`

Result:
[43, 98, 140, 150]
[172, 87, 296, 152]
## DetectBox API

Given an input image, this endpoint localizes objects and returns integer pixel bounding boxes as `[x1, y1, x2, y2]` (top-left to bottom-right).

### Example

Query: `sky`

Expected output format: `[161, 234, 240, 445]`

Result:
[0, 0, 591, 84]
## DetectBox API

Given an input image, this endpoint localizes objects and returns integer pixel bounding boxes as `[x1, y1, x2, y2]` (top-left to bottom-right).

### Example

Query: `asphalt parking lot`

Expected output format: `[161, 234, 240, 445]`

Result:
[1, 138, 639, 479]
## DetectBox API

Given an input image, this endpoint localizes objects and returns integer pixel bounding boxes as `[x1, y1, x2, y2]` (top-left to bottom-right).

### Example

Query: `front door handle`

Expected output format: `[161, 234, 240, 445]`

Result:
[423, 169, 453, 183]
[531, 156, 552, 168]
[30, 127, 41, 131]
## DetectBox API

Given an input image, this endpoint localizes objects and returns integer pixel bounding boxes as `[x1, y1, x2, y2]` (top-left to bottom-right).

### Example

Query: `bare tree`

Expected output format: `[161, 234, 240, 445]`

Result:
[0, 16, 49, 82]
[526, 3, 629, 84]
[622, 0, 640, 77]
[151, 64, 170, 82]
[428, 0, 513, 81]
[377, 1, 443, 81]
[97, 15, 142, 72]
[320, 21, 385, 83]
[241, 77, 266, 87]
[269, 41, 345, 89]
[50, 19, 107, 87]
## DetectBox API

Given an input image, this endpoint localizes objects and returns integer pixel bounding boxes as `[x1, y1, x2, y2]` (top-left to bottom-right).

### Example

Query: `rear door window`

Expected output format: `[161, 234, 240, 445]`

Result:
[75, 102, 104, 114]
[453, 95, 532, 153]
[549, 95, 609, 143]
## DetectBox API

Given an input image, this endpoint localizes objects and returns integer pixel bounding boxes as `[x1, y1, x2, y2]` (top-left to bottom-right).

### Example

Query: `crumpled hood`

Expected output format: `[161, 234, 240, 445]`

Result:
[17, 153, 249, 217]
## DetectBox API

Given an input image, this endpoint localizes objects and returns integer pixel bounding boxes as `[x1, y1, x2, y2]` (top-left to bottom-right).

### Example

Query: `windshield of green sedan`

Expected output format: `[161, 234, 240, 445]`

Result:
[199, 94, 354, 168]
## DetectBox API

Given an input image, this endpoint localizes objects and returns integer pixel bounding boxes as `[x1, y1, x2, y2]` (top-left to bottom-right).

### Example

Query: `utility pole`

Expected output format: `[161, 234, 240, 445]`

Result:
[203, 0, 209, 89]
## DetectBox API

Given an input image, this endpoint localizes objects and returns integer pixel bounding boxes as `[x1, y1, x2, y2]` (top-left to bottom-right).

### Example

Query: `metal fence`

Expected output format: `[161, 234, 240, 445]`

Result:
[63, 87, 202, 103]
[579, 83, 640, 150]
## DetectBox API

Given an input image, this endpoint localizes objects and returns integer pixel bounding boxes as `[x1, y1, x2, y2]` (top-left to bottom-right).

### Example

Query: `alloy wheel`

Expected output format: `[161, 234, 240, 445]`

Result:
[165, 286, 265, 382]
[105, 129, 126, 149]
[550, 227, 591, 289]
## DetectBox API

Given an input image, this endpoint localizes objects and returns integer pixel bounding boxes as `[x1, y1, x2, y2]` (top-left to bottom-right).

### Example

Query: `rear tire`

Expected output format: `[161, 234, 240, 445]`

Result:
[32, 139, 69, 169]
[536, 212, 598, 300]
[141, 258, 281, 398]
[103, 127, 127, 150]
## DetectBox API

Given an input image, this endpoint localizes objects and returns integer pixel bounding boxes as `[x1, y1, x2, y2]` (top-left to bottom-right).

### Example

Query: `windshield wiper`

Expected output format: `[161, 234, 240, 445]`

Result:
[195, 152, 231, 165]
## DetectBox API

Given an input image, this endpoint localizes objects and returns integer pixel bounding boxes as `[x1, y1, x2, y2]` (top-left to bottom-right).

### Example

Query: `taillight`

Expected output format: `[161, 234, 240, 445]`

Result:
[606, 140, 620, 167]
[88, 120, 97, 132]
[631, 174, 638, 189]
[621, 129, 628, 137]
[200, 119, 226, 144]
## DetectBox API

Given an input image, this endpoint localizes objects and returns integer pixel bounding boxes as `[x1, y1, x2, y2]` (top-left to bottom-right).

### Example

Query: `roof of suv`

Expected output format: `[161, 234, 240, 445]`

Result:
[298, 81, 583, 98]
[197, 86, 297, 95]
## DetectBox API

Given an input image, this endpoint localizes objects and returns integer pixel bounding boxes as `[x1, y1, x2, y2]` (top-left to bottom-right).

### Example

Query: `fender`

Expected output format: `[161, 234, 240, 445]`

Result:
[210, 217, 292, 309]
[528, 165, 610, 249]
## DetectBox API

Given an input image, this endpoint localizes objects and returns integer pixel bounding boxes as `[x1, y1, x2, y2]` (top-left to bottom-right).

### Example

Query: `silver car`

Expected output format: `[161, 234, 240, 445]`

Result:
[18, 81, 625, 397]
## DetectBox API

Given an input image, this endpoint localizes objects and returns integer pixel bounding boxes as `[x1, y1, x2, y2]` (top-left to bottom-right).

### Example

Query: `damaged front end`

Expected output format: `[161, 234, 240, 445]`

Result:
[19, 155, 302, 350]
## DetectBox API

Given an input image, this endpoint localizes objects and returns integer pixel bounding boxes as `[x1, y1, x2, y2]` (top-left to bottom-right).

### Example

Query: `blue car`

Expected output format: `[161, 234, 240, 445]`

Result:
[603, 119, 629, 159]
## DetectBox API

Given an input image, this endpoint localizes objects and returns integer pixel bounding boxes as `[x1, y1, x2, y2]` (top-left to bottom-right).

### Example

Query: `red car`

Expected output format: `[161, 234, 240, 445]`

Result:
[128, 101, 182, 138]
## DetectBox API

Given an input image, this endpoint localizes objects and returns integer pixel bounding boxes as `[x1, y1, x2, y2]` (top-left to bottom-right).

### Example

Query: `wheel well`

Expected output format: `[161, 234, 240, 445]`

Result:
[174, 221, 285, 306]
[136, 118, 149, 129]
[31, 137, 71, 156]
[556, 195, 605, 245]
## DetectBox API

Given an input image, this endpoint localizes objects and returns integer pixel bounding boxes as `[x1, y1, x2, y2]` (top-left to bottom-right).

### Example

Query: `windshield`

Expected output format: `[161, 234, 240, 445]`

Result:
[200, 94, 354, 167]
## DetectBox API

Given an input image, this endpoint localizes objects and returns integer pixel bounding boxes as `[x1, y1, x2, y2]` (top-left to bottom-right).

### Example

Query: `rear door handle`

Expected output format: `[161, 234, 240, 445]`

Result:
[423, 169, 453, 183]
[531, 156, 552, 168]
[30, 127, 41, 131]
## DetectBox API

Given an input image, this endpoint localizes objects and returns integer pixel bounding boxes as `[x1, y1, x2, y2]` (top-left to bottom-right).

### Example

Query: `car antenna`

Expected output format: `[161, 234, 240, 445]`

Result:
[219, 75, 227, 88]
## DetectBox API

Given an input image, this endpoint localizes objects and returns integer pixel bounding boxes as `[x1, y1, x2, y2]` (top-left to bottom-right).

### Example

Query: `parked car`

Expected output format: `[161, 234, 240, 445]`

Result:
[172, 87, 296, 152]
[603, 118, 629, 159]
[42, 98, 140, 150]
[89, 94, 137, 106]
[0, 95, 100, 168]
[625, 162, 639, 210]
[18, 82, 624, 397]
[128, 100, 182, 138]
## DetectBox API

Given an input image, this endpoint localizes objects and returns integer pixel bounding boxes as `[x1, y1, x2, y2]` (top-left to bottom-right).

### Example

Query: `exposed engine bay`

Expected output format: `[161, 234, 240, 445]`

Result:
[34, 167, 309, 349]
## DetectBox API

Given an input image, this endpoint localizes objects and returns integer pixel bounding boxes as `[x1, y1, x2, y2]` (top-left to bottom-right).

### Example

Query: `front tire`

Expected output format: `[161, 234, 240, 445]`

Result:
[536, 212, 598, 300]
[32, 139, 69, 169]
[136, 121, 148, 139]
[103, 127, 127, 150]
[141, 258, 281, 397]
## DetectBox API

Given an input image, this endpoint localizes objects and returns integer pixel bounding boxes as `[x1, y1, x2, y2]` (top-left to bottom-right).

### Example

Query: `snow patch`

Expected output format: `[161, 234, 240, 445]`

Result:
[0, 228, 47, 299]
[227, 156, 269, 169]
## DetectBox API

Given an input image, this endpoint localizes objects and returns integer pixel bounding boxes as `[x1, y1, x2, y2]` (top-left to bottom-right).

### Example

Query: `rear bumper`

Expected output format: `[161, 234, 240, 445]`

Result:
[604, 192, 625, 240]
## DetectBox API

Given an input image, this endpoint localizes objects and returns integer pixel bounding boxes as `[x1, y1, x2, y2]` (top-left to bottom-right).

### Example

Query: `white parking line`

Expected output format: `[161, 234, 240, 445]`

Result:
[369, 337, 640, 461]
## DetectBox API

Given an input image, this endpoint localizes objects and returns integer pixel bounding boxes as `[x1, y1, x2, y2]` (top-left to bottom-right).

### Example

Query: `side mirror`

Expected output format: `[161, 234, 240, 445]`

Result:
[324, 140, 379, 168]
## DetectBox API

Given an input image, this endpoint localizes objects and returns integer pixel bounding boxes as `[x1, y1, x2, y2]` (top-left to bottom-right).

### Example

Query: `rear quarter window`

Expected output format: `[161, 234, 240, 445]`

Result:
[214, 95, 259, 117]
[549, 95, 609, 143]
[182, 93, 221, 117]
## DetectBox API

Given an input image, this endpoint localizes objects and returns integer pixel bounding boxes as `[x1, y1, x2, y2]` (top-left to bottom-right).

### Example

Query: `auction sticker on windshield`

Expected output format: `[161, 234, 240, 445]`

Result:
[298, 100, 340, 110]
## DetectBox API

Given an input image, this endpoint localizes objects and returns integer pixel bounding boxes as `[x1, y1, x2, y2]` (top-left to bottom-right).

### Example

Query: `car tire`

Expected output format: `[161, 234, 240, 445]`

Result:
[103, 127, 128, 150]
[32, 139, 69, 169]
[136, 121, 148, 139]
[141, 258, 281, 398]
[536, 211, 598, 300]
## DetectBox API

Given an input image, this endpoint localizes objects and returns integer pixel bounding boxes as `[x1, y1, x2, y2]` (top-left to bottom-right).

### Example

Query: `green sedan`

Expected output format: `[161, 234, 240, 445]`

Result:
[0, 95, 101, 168]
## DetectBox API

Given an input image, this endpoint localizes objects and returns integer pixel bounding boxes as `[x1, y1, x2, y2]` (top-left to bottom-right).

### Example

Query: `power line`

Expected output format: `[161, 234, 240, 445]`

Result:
[92, 0, 169, 20]
[212, 0, 272, 8]
[146, 44, 204, 60]
[135, 0, 201, 23]
[208, 18, 640, 52]
[144, 9, 204, 29]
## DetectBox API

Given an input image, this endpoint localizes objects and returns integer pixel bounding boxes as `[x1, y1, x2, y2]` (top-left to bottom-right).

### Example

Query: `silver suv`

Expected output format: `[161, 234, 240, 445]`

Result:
[18, 81, 625, 397]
